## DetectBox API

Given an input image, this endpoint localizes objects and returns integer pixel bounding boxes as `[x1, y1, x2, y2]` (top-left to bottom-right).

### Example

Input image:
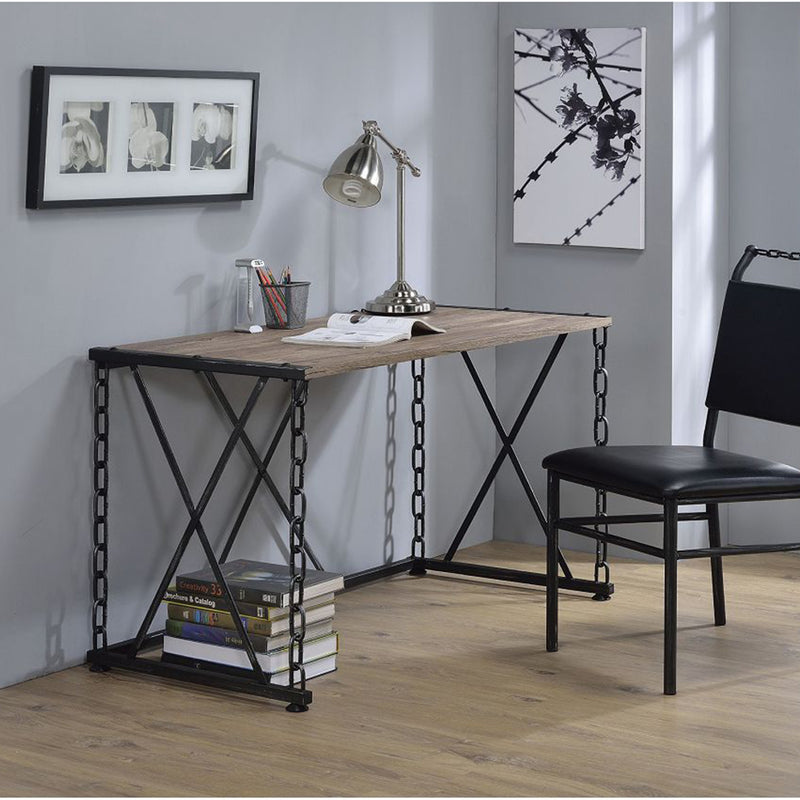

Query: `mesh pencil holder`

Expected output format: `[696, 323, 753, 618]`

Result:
[259, 281, 310, 329]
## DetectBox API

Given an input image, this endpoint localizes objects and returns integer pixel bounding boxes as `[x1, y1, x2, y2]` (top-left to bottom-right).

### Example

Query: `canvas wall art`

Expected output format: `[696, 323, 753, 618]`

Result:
[513, 28, 645, 249]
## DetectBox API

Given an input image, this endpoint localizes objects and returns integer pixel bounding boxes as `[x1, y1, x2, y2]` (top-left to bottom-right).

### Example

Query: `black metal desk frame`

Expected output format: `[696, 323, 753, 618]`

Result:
[87, 307, 613, 711]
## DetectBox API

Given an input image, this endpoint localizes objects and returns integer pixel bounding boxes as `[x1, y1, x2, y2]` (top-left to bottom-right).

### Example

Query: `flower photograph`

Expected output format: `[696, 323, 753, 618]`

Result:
[59, 101, 109, 174]
[128, 102, 174, 172]
[191, 102, 237, 171]
[27, 67, 257, 208]
[513, 28, 645, 249]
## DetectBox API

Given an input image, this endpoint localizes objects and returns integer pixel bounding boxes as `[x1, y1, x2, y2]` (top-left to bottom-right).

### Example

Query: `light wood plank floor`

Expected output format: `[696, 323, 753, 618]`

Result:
[1, 541, 799, 797]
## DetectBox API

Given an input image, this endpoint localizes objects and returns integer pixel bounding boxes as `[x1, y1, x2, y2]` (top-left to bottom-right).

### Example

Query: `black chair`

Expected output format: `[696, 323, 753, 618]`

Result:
[543, 246, 800, 694]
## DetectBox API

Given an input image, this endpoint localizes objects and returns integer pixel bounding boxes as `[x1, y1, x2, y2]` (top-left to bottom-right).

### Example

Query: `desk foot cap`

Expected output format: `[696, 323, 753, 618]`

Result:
[89, 663, 111, 673]
[286, 703, 309, 713]
[592, 592, 612, 602]
[408, 564, 427, 576]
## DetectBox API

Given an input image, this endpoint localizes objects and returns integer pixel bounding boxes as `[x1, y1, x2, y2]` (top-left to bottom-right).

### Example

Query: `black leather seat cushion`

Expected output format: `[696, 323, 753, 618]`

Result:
[543, 445, 800, 500]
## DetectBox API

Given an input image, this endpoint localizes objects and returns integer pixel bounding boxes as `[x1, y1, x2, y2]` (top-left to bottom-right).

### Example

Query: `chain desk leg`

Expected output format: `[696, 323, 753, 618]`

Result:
[409, 359, 427, 576]
[592, 327, 612, 601]
[286, 379, 310, 712]
[91, 362, 111, 671]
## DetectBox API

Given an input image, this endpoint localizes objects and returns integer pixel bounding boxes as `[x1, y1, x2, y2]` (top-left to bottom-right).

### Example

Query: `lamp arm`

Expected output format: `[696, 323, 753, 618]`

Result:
[363, 120, 421, 177]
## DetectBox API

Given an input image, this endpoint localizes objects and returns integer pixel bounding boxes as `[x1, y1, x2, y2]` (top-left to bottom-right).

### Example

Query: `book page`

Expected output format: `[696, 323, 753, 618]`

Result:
[327, 313, 444, 335]
[283, 313, 445, 347]
[283, 327, 404, 346]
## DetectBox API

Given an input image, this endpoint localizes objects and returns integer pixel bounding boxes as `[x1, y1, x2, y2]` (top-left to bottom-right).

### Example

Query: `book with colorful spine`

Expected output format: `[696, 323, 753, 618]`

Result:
[164, 617, 333, 652]
[175, 559, 344, 607]
[163, 590, 335, 636]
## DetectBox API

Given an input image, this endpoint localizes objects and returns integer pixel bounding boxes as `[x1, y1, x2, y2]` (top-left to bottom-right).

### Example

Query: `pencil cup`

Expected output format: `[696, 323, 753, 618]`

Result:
[260, 281, 310, 329]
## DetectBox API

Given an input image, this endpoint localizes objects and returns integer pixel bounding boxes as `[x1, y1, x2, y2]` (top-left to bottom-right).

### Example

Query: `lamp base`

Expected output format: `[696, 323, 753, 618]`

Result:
[364, 280, 435, 315]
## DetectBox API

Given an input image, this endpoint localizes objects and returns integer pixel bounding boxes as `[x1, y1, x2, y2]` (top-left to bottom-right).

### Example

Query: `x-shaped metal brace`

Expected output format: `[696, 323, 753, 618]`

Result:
[442, 335, 573, 581]
[201, 372, 322, 571]
[125, 367, 320, 694]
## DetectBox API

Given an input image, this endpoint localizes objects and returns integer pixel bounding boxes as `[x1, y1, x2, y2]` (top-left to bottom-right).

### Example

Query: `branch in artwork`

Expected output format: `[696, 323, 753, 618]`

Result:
[600, 32, 643, 59]
[573, 34, 619, 113]
[515, 87, 640, 161]
[515, 29, 553, 51]
[514, 87, 642, 203]
[516, 28, 642, 59]
[515, 89, 565, 126]
[600, 74, 641, 92]
[514, 30, 554, 66]
[516, 33, 642, 96]
[561, 174, 641, 245]
[515, 84, 641, 162]
[514, 51, 555, 63]
[517, 69, 639, 95]
[514, 51, 642, 73]
[517, 74, 563, 92]
[594, 61, 643, 74]
[515, 89, 593, 143]
[513, 127, 584, 203]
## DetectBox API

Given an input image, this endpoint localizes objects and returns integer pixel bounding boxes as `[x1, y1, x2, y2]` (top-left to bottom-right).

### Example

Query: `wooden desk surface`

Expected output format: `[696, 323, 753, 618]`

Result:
[113, 306, 611, 380]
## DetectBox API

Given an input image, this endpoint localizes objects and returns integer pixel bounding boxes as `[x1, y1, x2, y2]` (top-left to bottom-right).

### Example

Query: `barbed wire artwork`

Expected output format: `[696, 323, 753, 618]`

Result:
[513, 27, 646, 249]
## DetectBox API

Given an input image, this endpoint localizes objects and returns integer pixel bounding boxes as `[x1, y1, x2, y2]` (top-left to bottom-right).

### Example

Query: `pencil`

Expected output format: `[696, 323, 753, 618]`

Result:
[266, 269, 288, 314]
[259, 268, 285, 326]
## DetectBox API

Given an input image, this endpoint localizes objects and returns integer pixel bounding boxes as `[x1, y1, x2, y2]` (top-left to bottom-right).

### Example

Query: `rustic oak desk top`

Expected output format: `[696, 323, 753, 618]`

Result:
[94, 307, 612, 380]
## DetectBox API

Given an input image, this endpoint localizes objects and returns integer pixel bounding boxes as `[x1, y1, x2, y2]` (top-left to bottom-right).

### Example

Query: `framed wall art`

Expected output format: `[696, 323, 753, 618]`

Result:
[513, 28, 645, 249]
[26, 66, 259, 209]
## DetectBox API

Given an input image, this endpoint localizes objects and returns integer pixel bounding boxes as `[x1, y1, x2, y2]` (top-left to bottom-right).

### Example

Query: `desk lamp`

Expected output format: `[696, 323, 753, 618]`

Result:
[323, 120, 434, 315]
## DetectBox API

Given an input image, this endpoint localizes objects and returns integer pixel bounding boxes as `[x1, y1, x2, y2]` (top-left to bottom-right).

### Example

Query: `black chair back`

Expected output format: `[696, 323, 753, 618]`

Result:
[706, 261, 800, 426]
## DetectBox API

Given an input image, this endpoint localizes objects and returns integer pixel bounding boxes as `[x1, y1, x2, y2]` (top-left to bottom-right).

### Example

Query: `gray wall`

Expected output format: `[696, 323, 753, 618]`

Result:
[496, 1, 797, 556]
[672, 1, 731, 547]
[7, 0, 790, 692]
[495, 3, 675, 552]
[672, 1, 730, 449]
[727, 3, 800, 545]
[0, 2, 498, 688]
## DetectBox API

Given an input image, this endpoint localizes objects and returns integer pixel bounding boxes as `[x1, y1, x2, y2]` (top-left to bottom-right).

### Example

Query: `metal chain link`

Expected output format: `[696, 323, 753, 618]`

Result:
[411, 359, 426, 561]
[384, 365, 397, 564]
[288, 380, 309, 689]
[593, 327, 609, 447]
[92, 362, 109, 650]
[592, 328, 610, 587]
[753, 247, 800, 260]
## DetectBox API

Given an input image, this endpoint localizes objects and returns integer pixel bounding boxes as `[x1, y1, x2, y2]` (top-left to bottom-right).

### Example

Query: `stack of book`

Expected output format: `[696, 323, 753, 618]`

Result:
[160, 559, 344, 685]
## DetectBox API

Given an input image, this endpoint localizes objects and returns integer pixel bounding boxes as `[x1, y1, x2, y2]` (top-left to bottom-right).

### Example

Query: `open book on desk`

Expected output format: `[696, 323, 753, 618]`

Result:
[282, 312, 445, 347]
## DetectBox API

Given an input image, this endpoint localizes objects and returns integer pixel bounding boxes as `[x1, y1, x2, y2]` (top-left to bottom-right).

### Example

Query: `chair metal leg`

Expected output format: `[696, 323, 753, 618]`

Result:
[546, 472, 560, 652]
[706, 503, 727, 626]
[663, 500, 678, 695]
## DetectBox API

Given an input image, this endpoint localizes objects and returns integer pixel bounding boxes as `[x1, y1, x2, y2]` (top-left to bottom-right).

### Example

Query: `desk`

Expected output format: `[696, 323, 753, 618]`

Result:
[88, 305, 612, 711]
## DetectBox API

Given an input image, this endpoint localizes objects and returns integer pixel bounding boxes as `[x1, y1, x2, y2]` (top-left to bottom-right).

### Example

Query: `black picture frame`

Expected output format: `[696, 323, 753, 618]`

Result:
[26, 66, 259, 209]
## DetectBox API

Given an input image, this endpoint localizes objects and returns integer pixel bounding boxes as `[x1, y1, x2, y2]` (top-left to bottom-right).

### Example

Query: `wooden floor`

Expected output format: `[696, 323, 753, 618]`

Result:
[1, 541, 799, 797]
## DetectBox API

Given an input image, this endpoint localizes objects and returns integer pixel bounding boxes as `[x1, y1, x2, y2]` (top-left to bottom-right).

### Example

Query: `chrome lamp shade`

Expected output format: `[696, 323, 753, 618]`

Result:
[322, 132, 383, 208]
[323, 120, 434, 315]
